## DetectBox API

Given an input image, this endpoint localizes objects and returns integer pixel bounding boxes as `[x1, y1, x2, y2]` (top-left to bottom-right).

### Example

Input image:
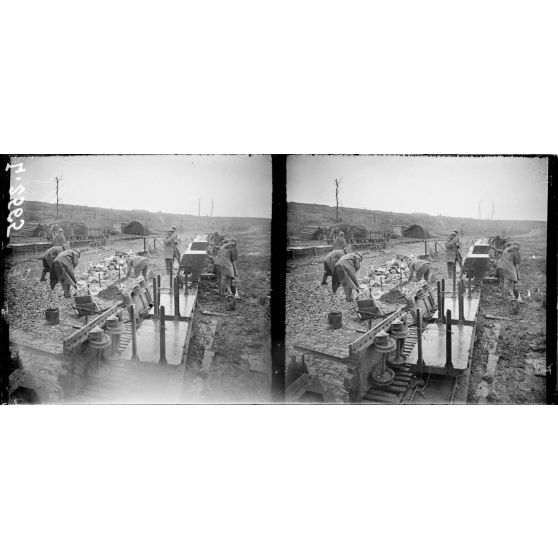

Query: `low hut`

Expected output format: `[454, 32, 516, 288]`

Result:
[403, 224, 430, 239]
[123, 221, 151, 236]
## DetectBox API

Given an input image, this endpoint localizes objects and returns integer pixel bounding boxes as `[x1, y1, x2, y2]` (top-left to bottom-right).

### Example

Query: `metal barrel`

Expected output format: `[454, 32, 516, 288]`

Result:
[445, 309, 453, 369]
[129, 304, 139, 360]
[159, 305, 167, 364]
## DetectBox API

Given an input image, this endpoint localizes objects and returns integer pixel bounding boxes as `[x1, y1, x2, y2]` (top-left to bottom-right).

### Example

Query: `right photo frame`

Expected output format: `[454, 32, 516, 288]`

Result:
[284, 155, 554, 404]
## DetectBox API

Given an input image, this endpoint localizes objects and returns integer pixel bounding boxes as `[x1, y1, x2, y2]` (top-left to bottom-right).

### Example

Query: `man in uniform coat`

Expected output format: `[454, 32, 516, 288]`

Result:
[321, 249, 346, 285]
[332, 231, 347, 251]
[51, 249, 81, 298]
[332, 252, 363, 302]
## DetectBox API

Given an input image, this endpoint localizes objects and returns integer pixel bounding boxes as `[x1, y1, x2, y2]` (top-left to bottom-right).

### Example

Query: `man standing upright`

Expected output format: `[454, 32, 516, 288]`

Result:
[332, 231, 347, 251]
[445, 229, 460, 279]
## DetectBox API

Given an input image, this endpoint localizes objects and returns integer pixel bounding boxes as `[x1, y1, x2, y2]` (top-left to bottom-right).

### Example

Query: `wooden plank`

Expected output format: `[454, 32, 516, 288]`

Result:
[293, 345, 348, 363]
[201, 349, 216, 372]
[349, 305, 407, 356]
[63, 303, 121, 353]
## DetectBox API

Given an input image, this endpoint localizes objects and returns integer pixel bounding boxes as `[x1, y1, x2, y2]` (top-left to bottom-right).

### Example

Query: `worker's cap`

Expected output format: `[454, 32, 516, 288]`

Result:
[171, 226, 176, 231]
[338, 231, 344, 235]
[451, 229, 459, 234]
[167, 228, 173, 232]
[354, 252, 363, 260]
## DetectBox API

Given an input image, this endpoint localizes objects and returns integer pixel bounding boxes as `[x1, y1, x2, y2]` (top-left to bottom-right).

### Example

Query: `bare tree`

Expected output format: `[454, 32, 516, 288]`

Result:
[210, 198, 214, 217]
[55, 175, 63, 219]
[334, 178, 342, 222]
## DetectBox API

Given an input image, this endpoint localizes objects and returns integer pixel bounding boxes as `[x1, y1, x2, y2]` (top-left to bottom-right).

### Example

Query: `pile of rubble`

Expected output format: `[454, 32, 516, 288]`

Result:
[73, 252, 140, 299]
[359, 255, 414, 301]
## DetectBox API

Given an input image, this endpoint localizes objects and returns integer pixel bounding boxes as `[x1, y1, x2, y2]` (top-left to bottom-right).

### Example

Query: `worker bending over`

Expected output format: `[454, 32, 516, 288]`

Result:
[332, 252, 363, 302]
[405, 256, 432, 284]
[321, 249, 346, 285]
[124, 254, 150, 281]
[40, 246, 64, 285]
[497, 241, 521, 299]
[51, 249, 81, 298]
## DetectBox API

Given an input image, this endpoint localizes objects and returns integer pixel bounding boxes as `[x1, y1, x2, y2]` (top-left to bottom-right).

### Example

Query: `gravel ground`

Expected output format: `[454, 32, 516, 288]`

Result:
[286, 233, 547, 404]
[6, 232, 272, 403]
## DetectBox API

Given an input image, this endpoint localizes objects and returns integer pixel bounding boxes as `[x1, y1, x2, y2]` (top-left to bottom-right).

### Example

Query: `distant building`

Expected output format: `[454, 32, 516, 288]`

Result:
[392, 224, 405, 236]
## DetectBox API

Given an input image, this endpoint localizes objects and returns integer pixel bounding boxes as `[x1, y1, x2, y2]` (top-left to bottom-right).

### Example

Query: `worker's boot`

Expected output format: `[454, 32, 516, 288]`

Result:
[40, 270, 47, 282]
[321, 272, 328, 285]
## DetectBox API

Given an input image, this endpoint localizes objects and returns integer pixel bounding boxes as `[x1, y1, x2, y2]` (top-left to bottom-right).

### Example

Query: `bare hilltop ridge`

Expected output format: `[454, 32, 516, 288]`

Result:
[15, 200, 270, 237]
[288, 201, 546, 238]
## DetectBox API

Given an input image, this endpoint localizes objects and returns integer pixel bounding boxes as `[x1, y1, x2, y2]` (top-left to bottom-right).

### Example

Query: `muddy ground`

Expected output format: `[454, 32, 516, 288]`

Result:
[5, 228, 271, 403]
[286, 232, 547, 404]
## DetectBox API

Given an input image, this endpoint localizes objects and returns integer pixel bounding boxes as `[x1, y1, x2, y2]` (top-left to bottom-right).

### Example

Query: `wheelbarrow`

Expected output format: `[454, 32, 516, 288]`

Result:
[355, 298, 384, 320]
[72, 295, 105, 323]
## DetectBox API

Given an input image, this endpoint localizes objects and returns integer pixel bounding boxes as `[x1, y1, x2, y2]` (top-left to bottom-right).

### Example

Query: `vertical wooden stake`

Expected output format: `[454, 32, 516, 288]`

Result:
[152, 277, 158, 318]
[159, 306, 167, 364]
[445, 309, 453, 370]
[130, 304, 138, 361]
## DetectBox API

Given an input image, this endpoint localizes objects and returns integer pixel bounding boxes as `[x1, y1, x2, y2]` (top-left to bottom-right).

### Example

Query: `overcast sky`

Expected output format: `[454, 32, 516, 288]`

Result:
[12, 155, 272, 218]
[287, 156, 548, 221]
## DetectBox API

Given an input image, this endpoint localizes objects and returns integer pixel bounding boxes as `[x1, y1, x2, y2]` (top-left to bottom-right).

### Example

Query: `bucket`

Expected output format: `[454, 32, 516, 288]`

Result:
[328, 311, 342, 329]
[45, 308, 59, 325]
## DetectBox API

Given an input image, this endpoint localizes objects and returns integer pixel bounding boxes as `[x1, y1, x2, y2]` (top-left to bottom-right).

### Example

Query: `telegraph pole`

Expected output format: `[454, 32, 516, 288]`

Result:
[55, 175, 63, 219]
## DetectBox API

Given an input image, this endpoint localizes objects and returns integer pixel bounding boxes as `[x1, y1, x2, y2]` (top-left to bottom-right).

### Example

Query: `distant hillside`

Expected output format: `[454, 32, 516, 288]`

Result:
[288, 202, 545, 238]
[20, 200, 270, 236]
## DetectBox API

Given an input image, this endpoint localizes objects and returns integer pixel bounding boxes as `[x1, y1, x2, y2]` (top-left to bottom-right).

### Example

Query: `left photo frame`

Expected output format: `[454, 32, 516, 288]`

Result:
[1, 155, 274, 404]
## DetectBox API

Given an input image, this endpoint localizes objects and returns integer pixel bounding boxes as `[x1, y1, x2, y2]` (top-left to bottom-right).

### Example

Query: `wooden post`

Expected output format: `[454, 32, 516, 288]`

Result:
[143, 236, 147, 252]
[159, 306, 167, 364]
[452, 266, 457, 295]
[424, 241, 427, 256]
[458, 281, 464, 324]
[154, 237, 156, 249]
[416, 308, 424, 373]
[436, 281, 442, 324]
[445, 309, 453, 370]
[152, 277, 158, 318]
[174, 280, 180, 319]
[157, 275, 161, 315]
[130, 304, 138, 361]
[99, 273, 102, 288]
[435, 241, 438, 253]
[380, 276, 383, 291]
[441, 279, 445, 324]
[468, 275, 472, 299]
